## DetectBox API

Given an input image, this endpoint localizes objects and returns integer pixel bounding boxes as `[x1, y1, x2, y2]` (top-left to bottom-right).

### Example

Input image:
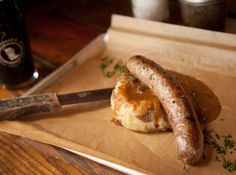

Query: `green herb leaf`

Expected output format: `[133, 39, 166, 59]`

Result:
[114, 62, 125, 73]
[216, 145, 226, 154]
[223, 159, 232, 169]
[223, 159, 236, 172]
[99, 57, 113, 71]
[224, 138, 235, 149]
[229, 160, 236, 172]
[103, 71, 114, 78]
[204, 127, 235, 172]
[99, 57, 125, 78]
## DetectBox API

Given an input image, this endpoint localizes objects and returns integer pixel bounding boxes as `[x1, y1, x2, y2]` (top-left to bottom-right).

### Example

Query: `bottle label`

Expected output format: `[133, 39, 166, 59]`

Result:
[0, 38, 25, 67]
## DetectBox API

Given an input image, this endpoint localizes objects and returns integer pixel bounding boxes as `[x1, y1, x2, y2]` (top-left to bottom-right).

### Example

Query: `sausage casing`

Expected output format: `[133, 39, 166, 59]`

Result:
[126, 55, 204, 164]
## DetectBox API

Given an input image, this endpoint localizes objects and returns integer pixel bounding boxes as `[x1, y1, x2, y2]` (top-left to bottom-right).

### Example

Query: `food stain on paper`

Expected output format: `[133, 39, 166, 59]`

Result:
[171, 71, 221, 123]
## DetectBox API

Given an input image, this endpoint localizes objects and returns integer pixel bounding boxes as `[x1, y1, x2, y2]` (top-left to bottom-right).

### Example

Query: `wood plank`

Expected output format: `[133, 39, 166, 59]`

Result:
[0, 133, 124, 175]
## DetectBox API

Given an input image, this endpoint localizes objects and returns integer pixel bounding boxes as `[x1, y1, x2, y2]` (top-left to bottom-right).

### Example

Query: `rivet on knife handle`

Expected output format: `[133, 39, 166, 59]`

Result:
[0, 93, 61, 120]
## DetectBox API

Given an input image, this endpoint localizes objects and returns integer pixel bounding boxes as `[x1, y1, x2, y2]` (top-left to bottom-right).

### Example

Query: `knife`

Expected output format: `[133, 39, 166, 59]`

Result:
[0, 88, 113, 120]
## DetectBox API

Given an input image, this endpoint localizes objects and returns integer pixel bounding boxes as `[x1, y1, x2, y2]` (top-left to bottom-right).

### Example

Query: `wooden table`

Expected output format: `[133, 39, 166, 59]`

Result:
[0, 0, 235, 174]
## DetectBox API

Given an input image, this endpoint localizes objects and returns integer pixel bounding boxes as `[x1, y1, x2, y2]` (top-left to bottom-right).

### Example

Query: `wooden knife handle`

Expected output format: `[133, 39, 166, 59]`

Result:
[0, 93, 61, 120]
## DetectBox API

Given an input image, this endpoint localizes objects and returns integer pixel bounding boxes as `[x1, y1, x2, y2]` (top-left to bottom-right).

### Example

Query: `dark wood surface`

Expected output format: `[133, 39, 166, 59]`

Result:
[0, 0, 235, 174]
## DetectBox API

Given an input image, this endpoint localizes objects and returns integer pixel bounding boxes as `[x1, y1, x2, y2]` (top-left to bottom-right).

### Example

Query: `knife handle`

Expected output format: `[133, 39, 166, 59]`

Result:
[0, 93, 61, 120]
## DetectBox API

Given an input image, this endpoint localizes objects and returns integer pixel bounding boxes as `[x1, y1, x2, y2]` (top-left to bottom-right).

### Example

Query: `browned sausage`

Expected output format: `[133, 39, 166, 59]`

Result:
[126, 55, 204, 164]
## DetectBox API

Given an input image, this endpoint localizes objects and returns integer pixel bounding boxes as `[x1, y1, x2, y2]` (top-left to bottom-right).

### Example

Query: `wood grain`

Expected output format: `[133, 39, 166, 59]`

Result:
[0, 133, 123, 175]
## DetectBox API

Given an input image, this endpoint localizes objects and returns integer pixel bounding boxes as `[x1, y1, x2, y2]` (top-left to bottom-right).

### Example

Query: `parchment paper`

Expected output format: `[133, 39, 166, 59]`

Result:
[0, 15, 236, 175]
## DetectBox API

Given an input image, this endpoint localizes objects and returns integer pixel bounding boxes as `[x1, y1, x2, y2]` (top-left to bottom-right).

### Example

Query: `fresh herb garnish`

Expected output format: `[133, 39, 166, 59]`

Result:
[224, 138, 235, 149]
[100, 57, 113, 71]
[103, 71, 113, 78]
[214, 143, 226, 154]
[223, 159, 236, 172]
[114, 62, 125, 73]
[229, 160, 236, 172]
[203, 128, 235, 172]
[99, 57, 125, 78]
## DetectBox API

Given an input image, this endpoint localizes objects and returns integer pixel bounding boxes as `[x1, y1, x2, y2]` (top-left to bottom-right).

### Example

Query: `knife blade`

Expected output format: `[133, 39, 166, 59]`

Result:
[0, 88, 113, 120]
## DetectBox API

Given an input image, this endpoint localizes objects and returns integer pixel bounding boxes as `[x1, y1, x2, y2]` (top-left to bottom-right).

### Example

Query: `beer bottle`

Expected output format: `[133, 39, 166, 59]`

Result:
[0, 0, 38, 89]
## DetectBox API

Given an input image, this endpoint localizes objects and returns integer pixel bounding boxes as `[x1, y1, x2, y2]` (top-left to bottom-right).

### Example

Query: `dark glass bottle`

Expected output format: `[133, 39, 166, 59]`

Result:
[0, 0, 38, 89]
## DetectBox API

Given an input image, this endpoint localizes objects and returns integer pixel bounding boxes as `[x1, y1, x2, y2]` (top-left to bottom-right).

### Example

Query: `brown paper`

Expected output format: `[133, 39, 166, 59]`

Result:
[0, 15, 236, 174]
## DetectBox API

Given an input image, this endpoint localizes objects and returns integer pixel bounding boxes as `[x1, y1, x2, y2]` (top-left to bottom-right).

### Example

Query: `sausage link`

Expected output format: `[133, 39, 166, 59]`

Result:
[126, 55, 204, 164]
